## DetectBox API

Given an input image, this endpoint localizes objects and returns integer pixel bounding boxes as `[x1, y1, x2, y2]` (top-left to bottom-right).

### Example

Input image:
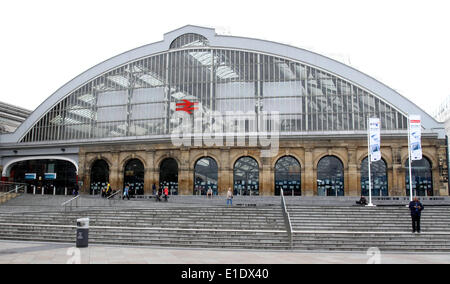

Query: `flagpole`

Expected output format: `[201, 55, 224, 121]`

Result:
[367, 117, 374, 207]
[407, 115, 414, 201]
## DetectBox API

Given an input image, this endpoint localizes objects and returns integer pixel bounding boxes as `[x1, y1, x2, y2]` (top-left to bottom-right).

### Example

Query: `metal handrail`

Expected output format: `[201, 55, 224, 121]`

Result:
[0, 188, 18, 198]
[0, 182, 27, 194]
[107, 190, 121, 200]
[62, 195, 80, 212]
[280, 189, 293, 248]
[107, 190, 121, 206]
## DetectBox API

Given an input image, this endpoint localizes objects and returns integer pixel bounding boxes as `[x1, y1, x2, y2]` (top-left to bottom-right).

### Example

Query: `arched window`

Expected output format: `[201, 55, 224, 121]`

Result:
[317, 156, 344, 196]
[361, 157, 388, 196]
[170, 33, 209, 49]
[90, 159, 109, 195]
[275, 156, 301, 196]
[124, 159, 144, 195]
[234, 157, 259, 196]
[405, 157, 433, 196]
[194, 157, 218, 195]
[160, 158, 179, 195]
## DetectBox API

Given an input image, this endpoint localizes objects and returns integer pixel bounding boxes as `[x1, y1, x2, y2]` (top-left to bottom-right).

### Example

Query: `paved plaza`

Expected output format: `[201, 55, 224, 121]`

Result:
[0, 240, 449, 264]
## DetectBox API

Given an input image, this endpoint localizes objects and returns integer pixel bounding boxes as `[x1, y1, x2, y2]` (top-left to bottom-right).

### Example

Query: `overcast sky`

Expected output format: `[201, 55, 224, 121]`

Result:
[0, 0, 449, 117]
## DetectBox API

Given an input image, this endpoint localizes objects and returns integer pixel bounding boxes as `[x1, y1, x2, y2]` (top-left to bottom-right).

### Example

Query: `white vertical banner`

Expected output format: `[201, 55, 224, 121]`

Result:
[369, 118, 381, 162]
[409, 115, 422, 161]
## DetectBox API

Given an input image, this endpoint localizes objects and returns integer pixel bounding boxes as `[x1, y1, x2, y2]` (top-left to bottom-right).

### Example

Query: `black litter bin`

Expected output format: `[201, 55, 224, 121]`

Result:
[76, 218, 89, 248]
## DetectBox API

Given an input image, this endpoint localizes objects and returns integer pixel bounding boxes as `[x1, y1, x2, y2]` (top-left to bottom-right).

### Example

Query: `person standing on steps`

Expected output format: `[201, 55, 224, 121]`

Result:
[163, 186, 169, 202]
[123, 183, 130, 200]
[409, 197, 424, 233]
[226, 188, 233, 206]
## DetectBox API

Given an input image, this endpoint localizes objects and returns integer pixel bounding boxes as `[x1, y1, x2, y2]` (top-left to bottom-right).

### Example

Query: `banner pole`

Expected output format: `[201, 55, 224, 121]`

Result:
[407, 115, 414, 201]
[367, 117, 373, 206]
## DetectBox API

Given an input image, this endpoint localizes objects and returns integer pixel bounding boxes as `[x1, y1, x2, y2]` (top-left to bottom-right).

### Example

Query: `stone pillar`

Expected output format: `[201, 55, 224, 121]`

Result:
[437, 146, 449, 196]
[391, 146, 403, 196]
[218, 148, 231, 195]
[260, 156, 273, 196]
[77, 152, 86, 193]
[110, 151, 121, 191]
[303, 147, 314, 196]
[178, 149, 190, 195]
[144, 150, 156, 194]
[347, 147, 358, 196]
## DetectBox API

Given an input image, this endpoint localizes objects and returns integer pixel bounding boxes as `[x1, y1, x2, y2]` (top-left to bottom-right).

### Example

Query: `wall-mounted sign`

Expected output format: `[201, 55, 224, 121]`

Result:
[44, 173, 57, 180]
[176, 99, 198, 114]
[25, 173, 36, 180]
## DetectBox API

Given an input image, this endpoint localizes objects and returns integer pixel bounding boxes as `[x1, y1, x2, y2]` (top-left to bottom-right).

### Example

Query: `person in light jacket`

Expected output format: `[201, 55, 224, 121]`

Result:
[226, 188, 233, 206]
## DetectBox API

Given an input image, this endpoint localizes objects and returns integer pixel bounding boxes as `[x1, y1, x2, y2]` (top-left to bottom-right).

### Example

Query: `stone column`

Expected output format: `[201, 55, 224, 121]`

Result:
[178, 149, 190, 195]
[303, 146, 314, 196]
[391, 146, 403, 196]
[218, 148, 231, 195]
[144, 150, 156, 194]
[77, 152, 87, 194]
[347, 147, 358, 196]
[110, 151, 121, 191]
[260, 156, 273, 196]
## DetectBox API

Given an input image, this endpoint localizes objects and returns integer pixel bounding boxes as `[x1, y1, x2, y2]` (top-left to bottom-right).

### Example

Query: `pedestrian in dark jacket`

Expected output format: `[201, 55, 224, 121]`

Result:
[409, 197, 424, 233]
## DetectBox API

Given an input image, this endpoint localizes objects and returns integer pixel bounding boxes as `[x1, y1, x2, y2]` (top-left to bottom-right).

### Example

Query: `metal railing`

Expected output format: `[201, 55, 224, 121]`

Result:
[280, 189, 293, 248]
[0, 181, 28, 194]
[61, 195, 80, 212]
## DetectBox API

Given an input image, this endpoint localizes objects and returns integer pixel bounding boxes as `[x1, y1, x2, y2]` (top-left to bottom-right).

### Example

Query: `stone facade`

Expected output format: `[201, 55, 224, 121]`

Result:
[77, 137, 449, 196]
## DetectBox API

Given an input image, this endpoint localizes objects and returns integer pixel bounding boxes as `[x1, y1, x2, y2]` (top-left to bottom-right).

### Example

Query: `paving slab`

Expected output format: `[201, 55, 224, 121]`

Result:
[0, 240, 449, 264]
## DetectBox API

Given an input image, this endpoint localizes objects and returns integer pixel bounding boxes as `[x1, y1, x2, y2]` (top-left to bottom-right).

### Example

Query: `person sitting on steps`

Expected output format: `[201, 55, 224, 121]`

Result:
[356, 195, 368, 206]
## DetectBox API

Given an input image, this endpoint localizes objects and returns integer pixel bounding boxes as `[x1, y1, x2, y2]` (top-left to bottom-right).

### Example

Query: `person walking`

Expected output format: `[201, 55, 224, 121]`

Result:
[163, 186, 169, 202]
[152, 183, 157, 195]
[207, 187, 213, 199]
[105, 183, 111, 197]
[226, 188, 233, 206]
[409, 197, 424, 233]
[123, 184, 130, 200]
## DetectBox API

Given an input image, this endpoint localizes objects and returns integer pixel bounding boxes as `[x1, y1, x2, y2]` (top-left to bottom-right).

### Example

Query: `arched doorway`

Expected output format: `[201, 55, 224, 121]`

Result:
[361, 157, 388, 196]
[234, 156, 259, 196]
[9, 159, 77, 195]
[317, 156, 344, 196]
[275, 156, 301, 196]
[90, 159, 109, 195]
[159, 158, 179, 195]
[405, 157, 433, 196]
[124, 159, 145, 196]
[194, 157, 218, 195]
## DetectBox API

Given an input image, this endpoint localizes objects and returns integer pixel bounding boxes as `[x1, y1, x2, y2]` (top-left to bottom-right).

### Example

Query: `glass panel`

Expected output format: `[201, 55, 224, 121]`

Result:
[194, 157, 218, 196]
[405, 158, 433, 196]
[275, 156, 301, 196]
[90, 160, 109, 195]
[234, 157, 259, 196]
[159, 158, 179, 195]
[361, 157, 388, 196]
[124, 159, 144, 195]
[317, 156, 344, 196]
[20, 48, 409, 143]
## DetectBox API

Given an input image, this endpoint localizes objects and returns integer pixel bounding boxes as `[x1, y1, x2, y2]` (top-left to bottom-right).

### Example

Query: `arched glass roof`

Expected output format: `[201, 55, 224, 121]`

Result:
[6, 25, 442, 144]
[170, 33, 209, 49]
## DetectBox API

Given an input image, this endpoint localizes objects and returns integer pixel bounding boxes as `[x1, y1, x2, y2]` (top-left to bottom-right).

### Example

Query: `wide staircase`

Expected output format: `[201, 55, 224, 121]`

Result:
[1, 194, 450, 252]
[288, 205, 450, 252]
[0, 201, 289, 250]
